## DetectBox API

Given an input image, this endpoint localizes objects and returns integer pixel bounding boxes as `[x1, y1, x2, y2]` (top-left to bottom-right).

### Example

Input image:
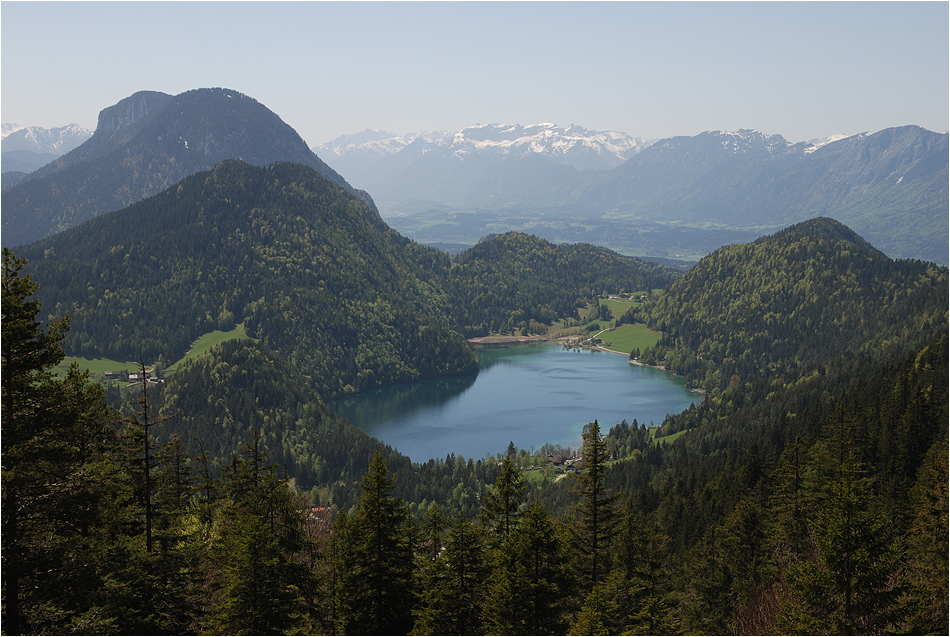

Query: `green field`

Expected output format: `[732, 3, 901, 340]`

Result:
[165, 322, 255, 373]
[600, 297, 640, 318]
[56, 323, 255, 380]
[594, 323, 662, 356]
[653, 428, 689, 446]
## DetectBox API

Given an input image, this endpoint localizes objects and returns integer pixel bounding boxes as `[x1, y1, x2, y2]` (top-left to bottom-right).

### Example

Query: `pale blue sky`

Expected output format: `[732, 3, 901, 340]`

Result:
[2, 1, 947, 146]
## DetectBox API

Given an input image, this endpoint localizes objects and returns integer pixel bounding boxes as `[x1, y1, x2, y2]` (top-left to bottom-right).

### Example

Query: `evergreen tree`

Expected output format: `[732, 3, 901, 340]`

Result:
[335, 451, 415, 635]
[901, 435, 948, 633]
[778, 408, 904, 634]
[483, 501, 571, 635]
[570, 420, 621, 591]
[203, 432, 317, 635]
[480, 454, 528, 542]
[1, 249, 132, 633]
[413, 513, 486, 635]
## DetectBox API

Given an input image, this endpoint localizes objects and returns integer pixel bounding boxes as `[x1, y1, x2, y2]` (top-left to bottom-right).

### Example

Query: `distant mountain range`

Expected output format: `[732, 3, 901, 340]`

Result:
[316, 123, 654, 174]
[2, 123, 92, 154]
[3, 87, 945, 264]
[327, 122, 947, 264]
[1, 88, 373, 247]
[1, 123, 93, 183]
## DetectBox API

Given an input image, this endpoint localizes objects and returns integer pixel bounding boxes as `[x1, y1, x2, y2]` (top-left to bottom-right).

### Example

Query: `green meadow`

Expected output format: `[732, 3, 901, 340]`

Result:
[57, 323, 255, 381]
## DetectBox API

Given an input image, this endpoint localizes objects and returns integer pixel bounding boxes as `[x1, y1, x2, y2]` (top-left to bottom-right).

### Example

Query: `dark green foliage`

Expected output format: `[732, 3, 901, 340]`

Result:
[570, 420, 622, 591]
[449, 231, 679, 336]
[2, 251, 136, 633]
[4, 200, 947, 635]
[636, 217, 947, 397]
[412, 514, 487, 635]
[479, 455, 528, 541]
[203, 432, 318, 635]
[482, 501, 572, 635]
[335, 452, 415, 635]
[902, 435, 949, 632]
[777, 408, 904, 634]
[19, 160, 476, 399]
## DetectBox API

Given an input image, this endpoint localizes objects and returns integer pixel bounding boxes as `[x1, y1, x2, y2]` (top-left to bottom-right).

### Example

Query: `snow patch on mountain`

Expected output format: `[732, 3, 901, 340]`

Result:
[1, 123, 93, 154]
[315, 123, 655, 172]
[803, 133, 854, 154]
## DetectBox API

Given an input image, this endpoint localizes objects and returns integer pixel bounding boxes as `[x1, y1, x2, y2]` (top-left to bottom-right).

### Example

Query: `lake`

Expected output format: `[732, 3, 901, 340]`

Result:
[330, 343, 700, 463]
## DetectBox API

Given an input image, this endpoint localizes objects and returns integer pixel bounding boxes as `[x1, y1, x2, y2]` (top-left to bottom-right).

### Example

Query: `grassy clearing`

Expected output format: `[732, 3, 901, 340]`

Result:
[600, 297, 640, 317]
[55, 356, 142, 380]
[165, 323, 255, 373]
[595, 323, 662, 356]
[57, 323, 255, 380]
[653, 429, 689, 446]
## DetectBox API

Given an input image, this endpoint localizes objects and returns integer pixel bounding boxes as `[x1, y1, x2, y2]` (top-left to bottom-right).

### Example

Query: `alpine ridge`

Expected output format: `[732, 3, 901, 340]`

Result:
[1, 88, 374, 247]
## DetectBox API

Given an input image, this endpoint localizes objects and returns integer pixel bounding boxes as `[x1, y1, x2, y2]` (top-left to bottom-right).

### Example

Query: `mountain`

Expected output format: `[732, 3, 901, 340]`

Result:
[1, 123, 92, 155]
[1, 123, 94, 183]
[599, 219, 948, 635]
[449, 231, 679, 336]
[314, 123, 655, 208]
[1, 88, 372, 247]
[634, 216, 948, 391]
[1, 150, 59, 174]
[1, 122, 25, 138]
[340, 124, 946, 264]
[18, 159, 678, 400]
[17, 160, 472, 399]
[578, 126, 948, 263]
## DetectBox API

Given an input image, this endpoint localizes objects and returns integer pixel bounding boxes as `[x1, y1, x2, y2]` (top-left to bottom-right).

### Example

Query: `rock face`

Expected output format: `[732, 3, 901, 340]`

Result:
[2, 88, 370, 247]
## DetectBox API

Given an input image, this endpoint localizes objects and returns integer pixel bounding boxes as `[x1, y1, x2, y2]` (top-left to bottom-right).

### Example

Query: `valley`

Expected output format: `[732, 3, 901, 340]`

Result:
[2, 86, 947, 636]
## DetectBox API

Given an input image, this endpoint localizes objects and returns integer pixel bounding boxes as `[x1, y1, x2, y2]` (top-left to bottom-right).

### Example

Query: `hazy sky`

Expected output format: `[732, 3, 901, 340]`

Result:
[2, 1, 947, 146]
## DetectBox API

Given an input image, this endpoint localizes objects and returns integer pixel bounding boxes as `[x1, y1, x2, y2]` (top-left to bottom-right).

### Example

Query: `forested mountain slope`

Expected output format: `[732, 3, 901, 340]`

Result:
[633, 217, 948, 393]
[448, 231, 679, 335]
[154, 339, 498, 516]
[19, 160, 678, 399]
[2, 88, 370, 247]
[18, 160, 476, 398]
[5, 208, 946, 634]
[530, 218, 949, 633]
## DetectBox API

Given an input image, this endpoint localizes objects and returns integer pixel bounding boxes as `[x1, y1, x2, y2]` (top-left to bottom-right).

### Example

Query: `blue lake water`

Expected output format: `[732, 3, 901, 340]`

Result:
[330, 343, 699, 463]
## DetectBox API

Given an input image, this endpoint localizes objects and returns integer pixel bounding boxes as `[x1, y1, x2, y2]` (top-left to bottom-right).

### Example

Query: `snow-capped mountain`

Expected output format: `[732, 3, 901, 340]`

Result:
[803, 133, 855, 154]
[1, 123, 93, 155]
[315, 123, 655, 179]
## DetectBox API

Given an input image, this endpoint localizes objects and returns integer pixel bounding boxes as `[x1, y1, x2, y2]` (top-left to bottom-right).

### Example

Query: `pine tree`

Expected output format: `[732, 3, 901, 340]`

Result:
[778, 408, 904, 634]
[901, 435, 948, 633]
[570, 420, 621, 591]
[483, 500, 571, 635]
[203, 432, 317, 635]
[480, 454, 528, 542]
[413, 513, 486, 635]
[335, 451, 415, 635]
[1, 249, 132, 633]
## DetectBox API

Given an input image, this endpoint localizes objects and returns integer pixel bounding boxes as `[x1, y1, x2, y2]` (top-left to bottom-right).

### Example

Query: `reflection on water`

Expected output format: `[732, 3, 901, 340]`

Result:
[330, 343, 698, 463]
[331, 373, 478, 429]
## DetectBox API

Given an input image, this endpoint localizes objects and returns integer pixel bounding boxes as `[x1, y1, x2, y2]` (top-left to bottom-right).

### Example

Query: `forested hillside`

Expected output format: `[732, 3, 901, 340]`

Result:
[17, 160, 477, 398]
[633, 217, 947, 394]
[448, 231, 678, 336]
[18, 160, 679, 399]
[152, 338, 499, 518]
[4, 196, 946, 633]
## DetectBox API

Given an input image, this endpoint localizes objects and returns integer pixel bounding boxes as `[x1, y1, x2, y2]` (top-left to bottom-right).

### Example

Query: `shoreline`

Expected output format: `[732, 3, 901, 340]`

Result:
[468, 335, 705, 395]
